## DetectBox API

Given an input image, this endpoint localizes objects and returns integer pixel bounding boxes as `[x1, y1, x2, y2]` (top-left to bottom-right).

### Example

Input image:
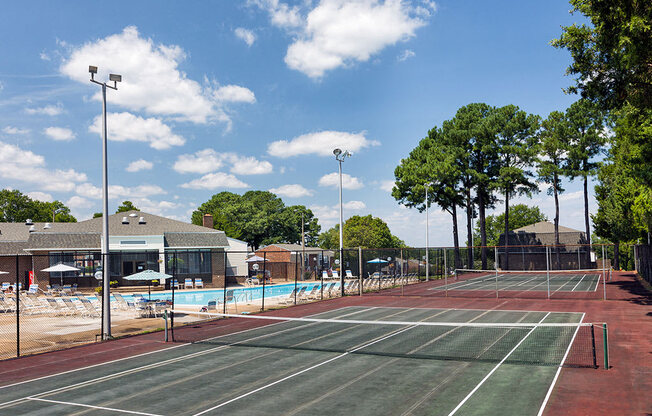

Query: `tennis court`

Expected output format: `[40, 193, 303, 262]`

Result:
[0, 306, 604, 416]
[430, 269, 604, 294]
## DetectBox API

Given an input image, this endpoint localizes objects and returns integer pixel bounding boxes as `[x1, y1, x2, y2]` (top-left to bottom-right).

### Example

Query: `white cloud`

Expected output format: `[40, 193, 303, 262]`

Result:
[126, 159, 154, 172]
[27, 191, 53, 202]
[319, 172, 364, 190]
[40, 51, 51, 61]
[0, 141, 87, 192]
[397, 49, 415, 61]
[212, 85, 256, 104]
[269, 184, 313, 198]
[251, 0, 304, 28]
[228, 155, 272, 175]
[379, 180, 395, 192]
[2, 126, 30, 135]
[25, 103, 64, 116]
[173, 149, 223, 174]
[343, 200, 366, 210]
[235, 27, 257, 46]
[44, 126, 75, 141]
[75, 182, 166, 200]
[60, 26, 254, 126]
[89, 112, 185, 149]
[268, 130, 379, 158]
[279, 0, 433, 78]
[180, 172, 249, 190]
[173, 149, 272, 175]
[66, 196, 93, 209]
[559, 190, 583, 201]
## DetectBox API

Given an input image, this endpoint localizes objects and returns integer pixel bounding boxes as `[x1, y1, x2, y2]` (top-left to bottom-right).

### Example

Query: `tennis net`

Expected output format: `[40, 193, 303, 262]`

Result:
[454, 268, 611, 283]
[166, 310, 605, 368]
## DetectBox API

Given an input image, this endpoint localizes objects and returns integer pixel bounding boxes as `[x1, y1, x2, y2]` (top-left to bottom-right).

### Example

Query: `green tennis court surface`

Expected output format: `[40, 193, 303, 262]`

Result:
[431, 270, 602, 293]
[0, 307, 594, 416]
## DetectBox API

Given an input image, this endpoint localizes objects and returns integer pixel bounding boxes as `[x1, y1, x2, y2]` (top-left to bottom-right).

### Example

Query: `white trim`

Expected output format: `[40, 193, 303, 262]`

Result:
[447, 312, 552, 416]
[536, 313, 586, 416]
[27, 397, 163, 416]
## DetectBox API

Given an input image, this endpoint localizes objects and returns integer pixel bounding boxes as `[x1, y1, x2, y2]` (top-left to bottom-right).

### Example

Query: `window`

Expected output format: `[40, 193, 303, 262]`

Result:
[166, 250, 212, 275]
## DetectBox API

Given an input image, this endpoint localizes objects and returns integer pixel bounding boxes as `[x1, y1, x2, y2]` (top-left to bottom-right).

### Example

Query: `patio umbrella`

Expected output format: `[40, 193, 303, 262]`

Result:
[245, 255, 268, 262]
[0, 271, 8, 275]
[123, 269, 172, 300]
[41, 263, 80, 286]
[367, 258, 389, 278]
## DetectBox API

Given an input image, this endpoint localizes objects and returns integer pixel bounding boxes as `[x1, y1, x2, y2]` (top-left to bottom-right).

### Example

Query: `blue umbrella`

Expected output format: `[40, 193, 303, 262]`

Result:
[366, 258, 388, 264]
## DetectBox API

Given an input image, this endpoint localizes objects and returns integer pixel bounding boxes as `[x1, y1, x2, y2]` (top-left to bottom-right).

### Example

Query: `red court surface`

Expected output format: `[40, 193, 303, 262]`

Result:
[0, 271, 649, 415]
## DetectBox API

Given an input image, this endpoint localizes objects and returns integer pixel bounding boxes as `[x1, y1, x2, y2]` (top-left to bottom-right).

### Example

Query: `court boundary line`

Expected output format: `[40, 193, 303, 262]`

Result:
[360, 306, 587, 314]
[27, 397, 164, 416]
[0, 307, 362, 410]
[571, 274, 587, 291]
[191, 307, 483, 416]
[536, 312, 586, 416]
[446, 312, 552, 416]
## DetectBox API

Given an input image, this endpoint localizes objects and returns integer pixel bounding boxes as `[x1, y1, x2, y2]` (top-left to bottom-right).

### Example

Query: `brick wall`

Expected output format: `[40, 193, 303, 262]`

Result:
[211, 249, 226, 288]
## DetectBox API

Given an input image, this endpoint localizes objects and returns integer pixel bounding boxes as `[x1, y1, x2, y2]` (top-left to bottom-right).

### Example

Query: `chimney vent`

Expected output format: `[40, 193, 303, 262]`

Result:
[138, 216, 146, 224]
[29, 225, 35, 232]
[202, 214, 214, 229]
[25, 219, 33, 225]
[44, 223, 51, 229]
[121, 216, 129, 224]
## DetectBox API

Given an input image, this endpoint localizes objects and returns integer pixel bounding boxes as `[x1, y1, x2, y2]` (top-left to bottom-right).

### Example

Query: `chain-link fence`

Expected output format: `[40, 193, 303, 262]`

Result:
[634, 245, 652, 285]
[0, 244, 629, 361]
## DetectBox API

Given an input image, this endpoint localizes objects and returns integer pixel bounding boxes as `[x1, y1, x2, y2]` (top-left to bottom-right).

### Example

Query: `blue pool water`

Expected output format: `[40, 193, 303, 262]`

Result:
[91, 281, 339, 306]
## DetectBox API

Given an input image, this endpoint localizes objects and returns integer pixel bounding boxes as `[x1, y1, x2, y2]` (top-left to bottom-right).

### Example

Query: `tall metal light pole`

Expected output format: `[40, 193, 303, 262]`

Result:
[89, 65, 121, 340]
[333, 148, 351, 296]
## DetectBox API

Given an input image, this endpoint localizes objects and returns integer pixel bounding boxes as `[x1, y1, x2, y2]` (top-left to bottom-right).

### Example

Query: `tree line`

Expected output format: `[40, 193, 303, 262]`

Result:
[392, 99, 605, 269]
[553, 0, 651, 268]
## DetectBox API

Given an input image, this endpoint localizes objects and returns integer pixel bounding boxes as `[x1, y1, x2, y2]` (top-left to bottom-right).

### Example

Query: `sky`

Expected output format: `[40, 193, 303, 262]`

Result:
[0, 0, 596, 247]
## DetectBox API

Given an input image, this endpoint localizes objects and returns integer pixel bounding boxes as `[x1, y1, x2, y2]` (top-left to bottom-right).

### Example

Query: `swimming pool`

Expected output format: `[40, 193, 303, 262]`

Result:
[99, 281, 339, 306]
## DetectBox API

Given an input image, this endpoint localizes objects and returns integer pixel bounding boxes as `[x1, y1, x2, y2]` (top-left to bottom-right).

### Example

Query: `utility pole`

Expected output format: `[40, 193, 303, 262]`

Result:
[301, 213, 305, 281]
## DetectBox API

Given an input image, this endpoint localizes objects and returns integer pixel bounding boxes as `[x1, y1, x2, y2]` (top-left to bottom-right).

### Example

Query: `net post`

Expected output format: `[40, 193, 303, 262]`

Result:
[321, 255, 325, 299]
[577, 246, 581, 270]
[163, 310, 168, 342]
[590, 324, 597, 368]
[546, 246, 550, 299]
[603, 323, 609, 369]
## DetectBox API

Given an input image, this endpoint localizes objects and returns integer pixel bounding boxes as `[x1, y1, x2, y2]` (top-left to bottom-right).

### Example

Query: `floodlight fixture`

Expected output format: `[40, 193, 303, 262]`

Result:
[333, 148, 342, 157]
[89, 65, 98, 74]
[109, 74, 122, 82]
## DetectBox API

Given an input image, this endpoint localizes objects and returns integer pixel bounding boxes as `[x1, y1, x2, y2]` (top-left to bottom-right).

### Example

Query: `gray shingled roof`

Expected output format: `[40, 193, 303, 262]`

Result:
[165, 232, 228, 248]
[512, 221, 581, 234]
[0, 210, 228, 252]
[260, 243, 330, 253]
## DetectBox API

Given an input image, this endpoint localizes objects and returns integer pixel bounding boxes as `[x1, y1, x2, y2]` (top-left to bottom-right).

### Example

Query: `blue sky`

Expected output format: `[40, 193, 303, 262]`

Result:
[0, 0, 595, 247]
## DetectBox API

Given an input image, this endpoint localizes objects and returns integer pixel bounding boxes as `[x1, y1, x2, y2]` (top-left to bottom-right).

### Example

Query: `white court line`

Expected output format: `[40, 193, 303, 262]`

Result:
[446, 312, 552, 416]
[0, 307, 362, 410]
[27, 397, 164, 416]
[571, 274, 587, 292]
[192, 307, 488, 416]
[592, 274, 601, 292]
[552, 274, 584, 295]
[536, 313, 586, 416]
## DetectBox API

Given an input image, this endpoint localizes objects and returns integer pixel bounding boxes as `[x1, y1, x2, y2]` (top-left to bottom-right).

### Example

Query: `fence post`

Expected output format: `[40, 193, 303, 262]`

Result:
[16, 255, 20, 358]
[358, 247, 362, 296]
[603, 323, 609, 369]
[444, 248, 448, 297]
[602, 245, 607, 301]
[546, 246, 550, 299]
[295, 252, 299, 305]
[261, 251, 267, 311]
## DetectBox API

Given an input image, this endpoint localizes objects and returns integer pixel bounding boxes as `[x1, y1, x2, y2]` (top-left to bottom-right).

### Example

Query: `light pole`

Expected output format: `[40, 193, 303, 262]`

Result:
[333, 148, 351, 296]
[89, 65, 121, 340]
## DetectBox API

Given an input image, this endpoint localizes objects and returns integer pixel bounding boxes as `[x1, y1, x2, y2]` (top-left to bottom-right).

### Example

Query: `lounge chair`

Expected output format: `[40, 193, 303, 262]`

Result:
[279, 288, 298, 305]
[45, 298, 75, 316]
[184, 278, 194, 289]
[301, 286, 319, 302]
[60, 285, 73, 296]
[217, 289, 238, 312]
[195, 278, 204, 288]
[321, 271, 329, 280]
[61, 297, 83, 315]
[113, 293, 133, 310]
[1, 282, 9, 292]
[332, 270, 339, 279]
[171, 279, 181, 290]
[28, 284, 39, 294]
[244, 277, 260, 287]
[78, 297, 100, 317]
[345, 270, 355, 278]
